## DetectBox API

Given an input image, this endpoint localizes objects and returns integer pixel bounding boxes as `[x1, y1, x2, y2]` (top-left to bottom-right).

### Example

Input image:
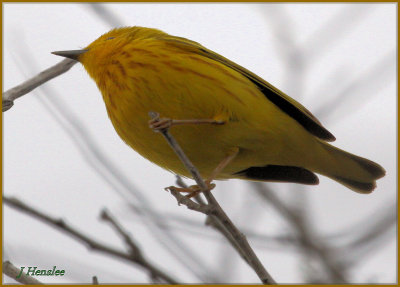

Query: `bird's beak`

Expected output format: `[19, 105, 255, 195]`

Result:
[51, 49, 88, 61]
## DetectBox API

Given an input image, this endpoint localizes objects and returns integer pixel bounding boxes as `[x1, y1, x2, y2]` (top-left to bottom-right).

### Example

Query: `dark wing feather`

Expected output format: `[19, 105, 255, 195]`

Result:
[160, 36, 335, 142]
[235, 165, 319, 185]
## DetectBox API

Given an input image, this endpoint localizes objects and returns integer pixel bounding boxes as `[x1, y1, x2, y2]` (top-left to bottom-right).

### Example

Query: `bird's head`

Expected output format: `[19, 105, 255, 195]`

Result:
[52, 26, 166, 79]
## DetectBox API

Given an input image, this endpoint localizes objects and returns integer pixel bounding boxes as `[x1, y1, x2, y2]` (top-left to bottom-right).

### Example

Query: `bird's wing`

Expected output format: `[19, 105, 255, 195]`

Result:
[159, 36, 335, 142]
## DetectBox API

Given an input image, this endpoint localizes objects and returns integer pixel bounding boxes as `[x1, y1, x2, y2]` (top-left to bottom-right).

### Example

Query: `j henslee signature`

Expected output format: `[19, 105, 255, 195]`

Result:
[16, 266, 65, 278]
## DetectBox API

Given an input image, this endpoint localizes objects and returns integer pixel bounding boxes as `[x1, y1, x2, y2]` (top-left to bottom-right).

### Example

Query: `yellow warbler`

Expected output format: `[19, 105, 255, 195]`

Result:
[53, 26, 385, 193]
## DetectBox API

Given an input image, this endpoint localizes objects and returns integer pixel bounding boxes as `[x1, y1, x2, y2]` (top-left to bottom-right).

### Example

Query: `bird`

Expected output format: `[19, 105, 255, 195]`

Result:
[52, 26, 385, 194]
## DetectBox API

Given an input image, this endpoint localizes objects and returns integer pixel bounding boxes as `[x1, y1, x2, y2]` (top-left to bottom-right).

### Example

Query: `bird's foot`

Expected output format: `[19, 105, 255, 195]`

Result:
[148, 116, 173, 132]
[165, 180, 216, 198]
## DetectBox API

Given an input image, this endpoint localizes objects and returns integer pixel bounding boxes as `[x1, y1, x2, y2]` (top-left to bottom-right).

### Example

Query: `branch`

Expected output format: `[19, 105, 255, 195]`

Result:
[2, 58, 76, 112]
[86, 3, 124, 27]
[302, 5, 372, 62]
[175, 176, 251, 264]
[149, 112, 276, 285]
[101, 209, 144, 259]
[100, 209, 178, 284]
[3, 196, 179, 284]
[3, 261, 44, 285]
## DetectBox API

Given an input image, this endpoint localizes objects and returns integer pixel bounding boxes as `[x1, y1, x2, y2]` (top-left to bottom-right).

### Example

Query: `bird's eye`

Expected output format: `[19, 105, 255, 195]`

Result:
[106, 37, 115, 40]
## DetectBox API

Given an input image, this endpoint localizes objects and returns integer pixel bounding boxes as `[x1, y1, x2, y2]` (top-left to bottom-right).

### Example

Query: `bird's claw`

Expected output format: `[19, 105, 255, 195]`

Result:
[149, 117, 172, 132]
[165, 181, 216, 198]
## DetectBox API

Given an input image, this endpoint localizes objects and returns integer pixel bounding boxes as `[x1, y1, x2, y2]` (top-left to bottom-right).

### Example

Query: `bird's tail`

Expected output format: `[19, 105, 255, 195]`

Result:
[315, 141, 385, 193]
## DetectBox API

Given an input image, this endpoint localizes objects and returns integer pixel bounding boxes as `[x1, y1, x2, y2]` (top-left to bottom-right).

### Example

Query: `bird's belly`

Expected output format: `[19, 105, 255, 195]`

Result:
[106, 98, 291, 180]
[108, 108, 239, 178]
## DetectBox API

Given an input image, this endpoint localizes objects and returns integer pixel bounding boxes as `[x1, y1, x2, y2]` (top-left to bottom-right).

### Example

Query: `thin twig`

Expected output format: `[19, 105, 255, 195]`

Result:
[100, 209, 178, 283]
[3, 261, 44, 285]
[2, 58, 76, 112]
[175, 175, 208, 206]
[3, 195, 179, 284]
[149, 112, 209, 193]
[176, 175, 270, 263]
[86, 3, 124, 27]
[100, 209, 144, 259]
[205, 215, 252, 266]
[302, 5, 372, 62]
[149, 111, 276, 285]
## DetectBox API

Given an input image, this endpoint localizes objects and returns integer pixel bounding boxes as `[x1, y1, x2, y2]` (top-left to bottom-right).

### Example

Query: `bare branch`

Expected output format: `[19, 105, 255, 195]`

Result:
[3, 261, 44, 285]
[86, 3, 124, 27]
[100, 209, 144, 259]
[99, 209, 179, 284]
[3, 196, 179, 284]
[2, 58, 76, 112]
[175, 176, 252, 266]
[148, 112, 209, 193]
[149, 112, 276, 285]
[175, 175, 188, 189]
[302, 5, 373, 62]
[167, 187, 213, 214]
